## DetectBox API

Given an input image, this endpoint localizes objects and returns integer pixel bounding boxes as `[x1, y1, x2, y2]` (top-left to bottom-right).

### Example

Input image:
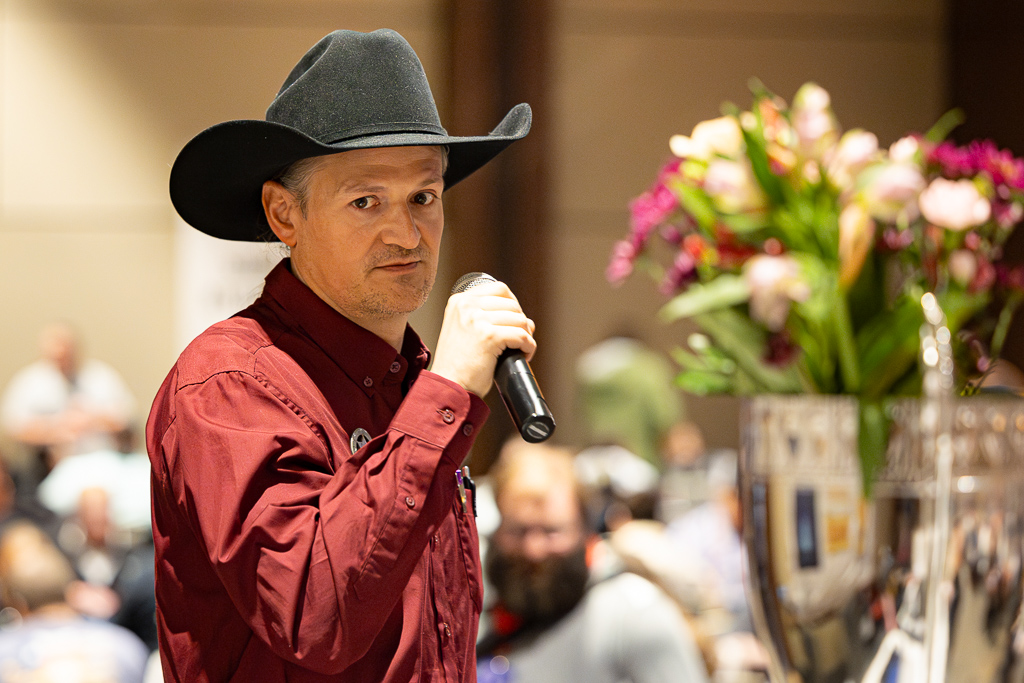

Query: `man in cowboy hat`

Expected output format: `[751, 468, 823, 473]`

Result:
[147, 29, 534, 683]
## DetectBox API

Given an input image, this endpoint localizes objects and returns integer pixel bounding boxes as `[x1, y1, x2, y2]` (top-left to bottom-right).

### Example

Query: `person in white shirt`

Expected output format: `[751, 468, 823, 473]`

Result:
[1, 323, 136, 485]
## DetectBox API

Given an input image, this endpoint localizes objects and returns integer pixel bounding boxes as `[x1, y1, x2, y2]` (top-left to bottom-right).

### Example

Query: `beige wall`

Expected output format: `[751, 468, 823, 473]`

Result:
[0, 0, 947, 458]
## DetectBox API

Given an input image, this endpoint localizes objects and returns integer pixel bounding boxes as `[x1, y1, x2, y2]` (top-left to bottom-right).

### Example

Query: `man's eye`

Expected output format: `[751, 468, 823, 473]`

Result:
[352, 196, 374, 209]
[413, 192, 436, 206]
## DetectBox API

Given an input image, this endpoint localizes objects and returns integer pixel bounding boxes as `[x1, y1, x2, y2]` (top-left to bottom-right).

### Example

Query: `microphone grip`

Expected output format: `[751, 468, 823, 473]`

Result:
[494, 348, 556, 443]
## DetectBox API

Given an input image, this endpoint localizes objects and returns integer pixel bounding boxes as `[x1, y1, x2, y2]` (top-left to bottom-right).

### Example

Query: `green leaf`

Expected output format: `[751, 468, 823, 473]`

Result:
[924, 109, 965, 143]
[720, 211, 770, 234]
[693, 309, 805, 393]
[857, 296, 923, 400]
[858, 400, 888, 496]
[659, 275, 751, 322]
[675, 370, 735, 395]
[670, 180, 718, 231]
[741, 126, 786, 206]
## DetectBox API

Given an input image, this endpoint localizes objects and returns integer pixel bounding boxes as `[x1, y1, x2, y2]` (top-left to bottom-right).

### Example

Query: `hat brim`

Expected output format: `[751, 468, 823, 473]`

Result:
[170, 103, 531, 242]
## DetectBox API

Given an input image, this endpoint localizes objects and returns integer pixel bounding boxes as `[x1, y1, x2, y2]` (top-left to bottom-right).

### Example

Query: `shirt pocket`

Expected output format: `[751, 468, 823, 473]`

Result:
[450, 495, 484, 614]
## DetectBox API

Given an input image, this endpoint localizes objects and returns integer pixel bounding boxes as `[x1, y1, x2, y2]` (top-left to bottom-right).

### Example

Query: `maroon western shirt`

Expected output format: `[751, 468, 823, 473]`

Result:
[147, 259, 489, 682]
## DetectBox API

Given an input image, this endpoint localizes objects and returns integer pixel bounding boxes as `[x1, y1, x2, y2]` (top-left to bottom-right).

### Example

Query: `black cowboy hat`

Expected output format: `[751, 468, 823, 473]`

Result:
[170, 28, 531, 242]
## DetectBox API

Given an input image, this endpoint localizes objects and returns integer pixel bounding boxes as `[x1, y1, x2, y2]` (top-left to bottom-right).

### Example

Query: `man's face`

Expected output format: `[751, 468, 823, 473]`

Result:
[271, 146, 445, 329]
[488, 483, 590, 624]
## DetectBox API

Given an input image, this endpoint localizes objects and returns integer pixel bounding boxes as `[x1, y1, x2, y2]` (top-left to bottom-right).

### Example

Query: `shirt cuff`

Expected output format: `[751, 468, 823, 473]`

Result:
[390, 371, 490, 464]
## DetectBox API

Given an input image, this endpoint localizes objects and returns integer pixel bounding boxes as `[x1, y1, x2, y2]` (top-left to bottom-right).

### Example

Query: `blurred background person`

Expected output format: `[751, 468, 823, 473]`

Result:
[0, 322, 137, 494]
[657, 419, 712, 524]
[35, 437, 157, 653]
[666, 449, 770, 681]
[574, 335, 686, 532]
[0, 521, 149, 682]
[477, 441, 709, 683]
[575, 335, 683, 472]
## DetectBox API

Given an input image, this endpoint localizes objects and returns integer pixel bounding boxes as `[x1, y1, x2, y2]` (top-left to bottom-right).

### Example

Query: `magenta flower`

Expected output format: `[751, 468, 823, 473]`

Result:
[929, 140, 1024, 189]
[628, 180, 679, 249]
[660, 250, 697, 295]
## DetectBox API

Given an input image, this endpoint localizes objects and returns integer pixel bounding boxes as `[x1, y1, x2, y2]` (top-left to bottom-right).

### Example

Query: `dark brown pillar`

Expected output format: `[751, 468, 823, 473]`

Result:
[947, 0, 1024, 371]
[439, 0, 553, 472]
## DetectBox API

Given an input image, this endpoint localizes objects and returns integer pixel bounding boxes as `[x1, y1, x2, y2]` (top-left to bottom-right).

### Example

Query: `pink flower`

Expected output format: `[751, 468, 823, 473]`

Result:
[918, 178, 991, 231]
[948, 249, 978, 286]
[861, 162, 926, 223]
[826, 129, 879, 191]
[997, 264, 1024, 292]
[606, 240, 636, 286]
[743, 255, 810, 331]
[970, 257, 996, 293]
[660, 251, 698, 294]
[881, 227, 915, 251]
[791, 83, 839, 160]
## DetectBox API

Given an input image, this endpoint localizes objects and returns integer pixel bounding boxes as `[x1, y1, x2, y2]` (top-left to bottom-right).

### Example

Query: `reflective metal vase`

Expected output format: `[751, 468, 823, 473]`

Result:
[739, 308, 1024, 682]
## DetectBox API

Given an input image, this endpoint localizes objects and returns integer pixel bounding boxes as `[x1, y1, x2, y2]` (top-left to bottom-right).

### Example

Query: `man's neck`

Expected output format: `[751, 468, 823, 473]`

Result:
[288, 259, 409, 351]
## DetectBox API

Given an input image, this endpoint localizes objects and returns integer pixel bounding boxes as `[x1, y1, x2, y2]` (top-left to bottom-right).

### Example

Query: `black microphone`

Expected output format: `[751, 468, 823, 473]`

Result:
[451, 273, 556, 443]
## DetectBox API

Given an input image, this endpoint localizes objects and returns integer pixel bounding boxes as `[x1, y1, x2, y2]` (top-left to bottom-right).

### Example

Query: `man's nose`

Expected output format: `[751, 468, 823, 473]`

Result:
[380, 206, 421, 249]
[521, 530, 552, 564]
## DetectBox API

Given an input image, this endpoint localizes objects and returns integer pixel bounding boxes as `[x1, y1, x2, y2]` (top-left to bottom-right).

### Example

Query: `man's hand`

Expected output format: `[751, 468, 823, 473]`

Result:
[430, 279, 536, 398]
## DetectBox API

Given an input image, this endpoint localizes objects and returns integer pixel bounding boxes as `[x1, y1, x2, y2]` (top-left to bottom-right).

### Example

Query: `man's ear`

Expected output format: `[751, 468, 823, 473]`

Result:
[262, 181, 300, 247]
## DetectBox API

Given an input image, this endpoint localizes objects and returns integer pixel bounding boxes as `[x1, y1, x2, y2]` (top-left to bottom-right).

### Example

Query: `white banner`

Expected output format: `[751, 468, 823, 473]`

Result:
[173, 217, 280, 352]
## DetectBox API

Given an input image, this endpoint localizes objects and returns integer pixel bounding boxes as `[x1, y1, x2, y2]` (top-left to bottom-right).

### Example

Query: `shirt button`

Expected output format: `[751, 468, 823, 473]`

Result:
[434, 533, 440, 544]
[363, 377, 373, 388]
[438, 408, 455, 424]
[405, 496, 416, 508]
[441, 622, 451, 639]
[390, 361, 401, 373]
[462, 423, 474, 436]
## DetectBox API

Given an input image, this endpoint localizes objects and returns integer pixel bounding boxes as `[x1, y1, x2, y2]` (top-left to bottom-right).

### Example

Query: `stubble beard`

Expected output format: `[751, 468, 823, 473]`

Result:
[356, 246, 436, 321]
[357, 273, 434, 320]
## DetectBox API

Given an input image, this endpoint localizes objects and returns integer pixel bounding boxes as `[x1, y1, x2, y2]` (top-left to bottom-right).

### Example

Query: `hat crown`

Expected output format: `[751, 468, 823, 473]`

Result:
[266, 29, 447, 144]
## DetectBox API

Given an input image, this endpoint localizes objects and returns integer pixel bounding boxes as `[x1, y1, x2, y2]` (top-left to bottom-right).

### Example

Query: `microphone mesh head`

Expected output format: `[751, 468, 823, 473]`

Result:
[451, 272, 496, 294]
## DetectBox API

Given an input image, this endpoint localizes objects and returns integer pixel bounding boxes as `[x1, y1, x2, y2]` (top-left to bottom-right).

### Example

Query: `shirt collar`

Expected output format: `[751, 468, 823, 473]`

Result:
[258, 259, 430, 395]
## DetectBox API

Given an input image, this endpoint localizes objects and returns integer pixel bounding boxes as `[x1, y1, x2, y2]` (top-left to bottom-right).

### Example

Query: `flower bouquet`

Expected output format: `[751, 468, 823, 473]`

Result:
[609, 80, 1024, 476]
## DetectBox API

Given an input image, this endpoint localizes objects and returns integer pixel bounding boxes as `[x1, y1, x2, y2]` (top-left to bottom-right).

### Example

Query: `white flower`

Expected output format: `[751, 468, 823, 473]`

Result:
[671, 116, 744, 160]
[861, 162, 926, 223]
[792, 83, 838, 158]
[889, 136, 921, 164]
[826, 129, 879, 190]
[743, 255, 810, 331]
[948, 249, 978, 286]
[918, 178, 991, 231]
[704, 159, 768, 213]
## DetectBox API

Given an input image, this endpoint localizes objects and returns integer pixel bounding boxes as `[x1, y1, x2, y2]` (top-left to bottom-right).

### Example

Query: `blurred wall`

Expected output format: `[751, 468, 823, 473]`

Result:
[0, 0, 948, 460]
[547, 0, 948, 450]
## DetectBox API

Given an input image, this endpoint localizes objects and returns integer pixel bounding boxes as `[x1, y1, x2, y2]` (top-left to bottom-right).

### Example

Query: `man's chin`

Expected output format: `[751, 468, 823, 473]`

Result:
[359, 283, 433, 321]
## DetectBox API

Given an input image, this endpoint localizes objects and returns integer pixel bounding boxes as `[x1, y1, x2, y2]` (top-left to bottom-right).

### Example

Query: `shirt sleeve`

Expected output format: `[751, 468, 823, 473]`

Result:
[152, 368, 488, 675]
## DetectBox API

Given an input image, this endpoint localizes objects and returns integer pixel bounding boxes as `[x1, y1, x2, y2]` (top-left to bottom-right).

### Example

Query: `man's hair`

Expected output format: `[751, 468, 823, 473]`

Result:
[0, 522, 75, 612]
[489, 440, 593, 532]
[274, 145, 450, 217]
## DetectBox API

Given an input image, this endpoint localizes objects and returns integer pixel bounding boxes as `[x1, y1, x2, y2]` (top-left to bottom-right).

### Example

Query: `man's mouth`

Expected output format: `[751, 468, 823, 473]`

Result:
[376, 260, 419, 272]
